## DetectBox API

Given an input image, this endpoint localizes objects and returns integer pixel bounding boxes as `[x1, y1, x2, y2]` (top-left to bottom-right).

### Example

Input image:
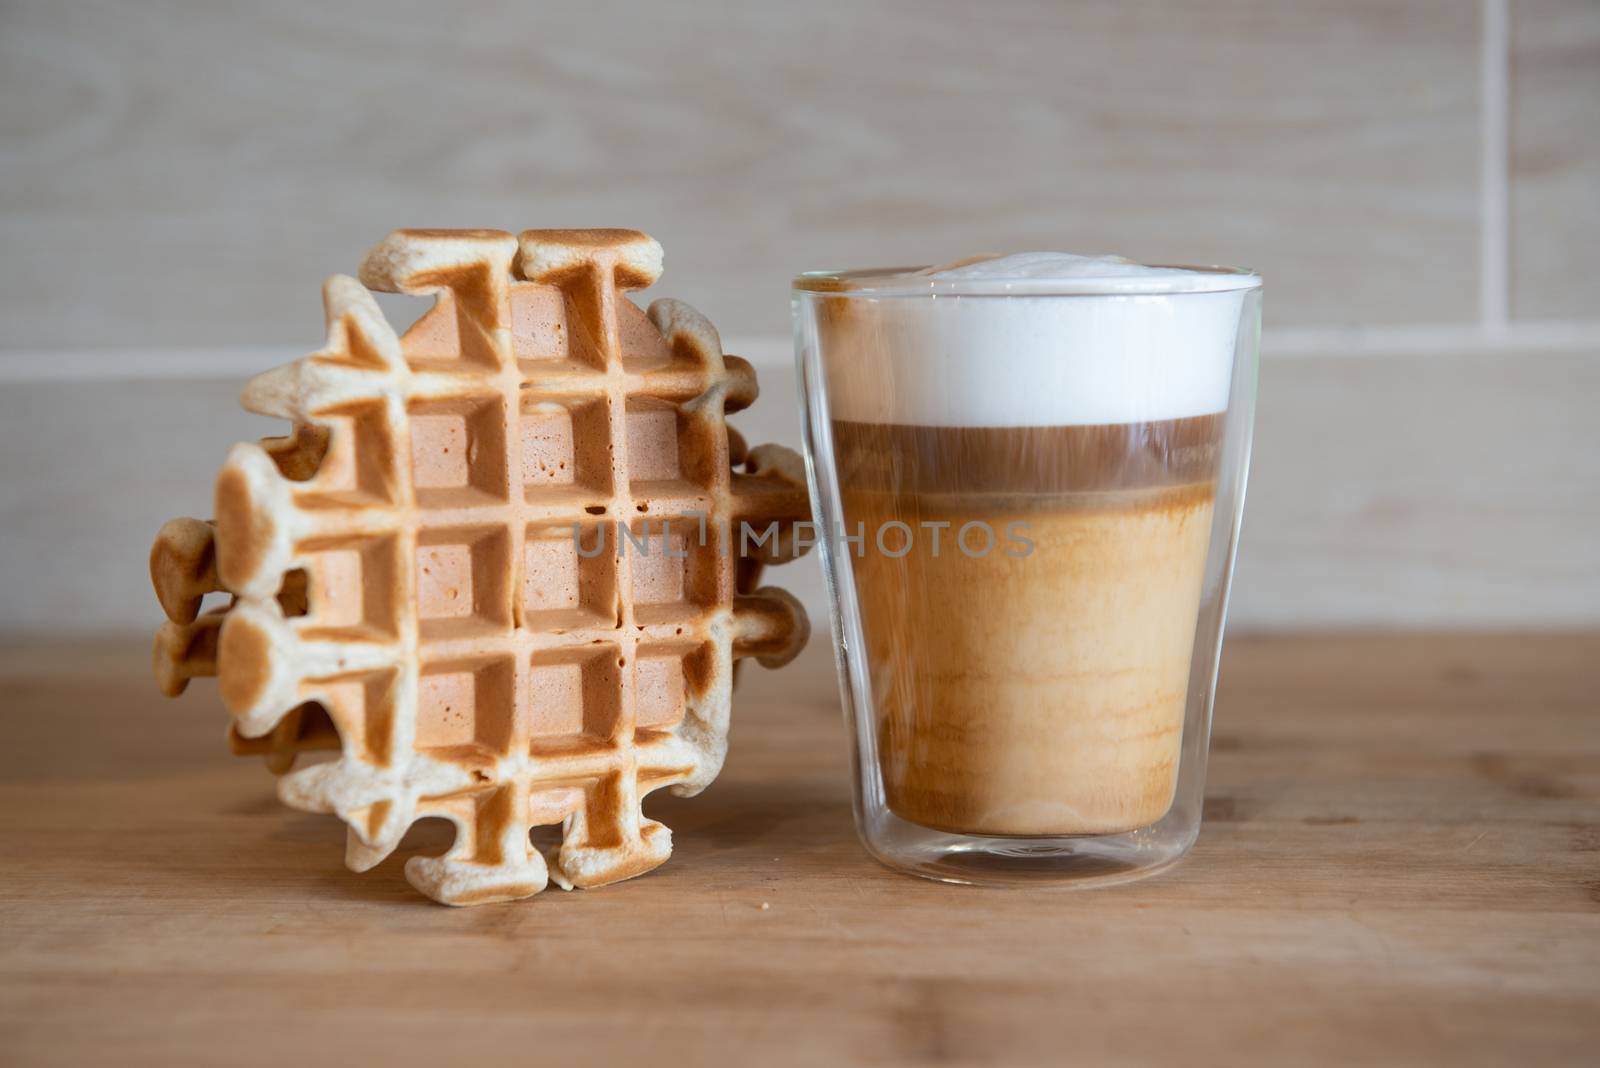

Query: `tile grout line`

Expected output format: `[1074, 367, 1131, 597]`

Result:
[7, 319, 1600, 383]
[1259, 321, 1600, 356]
[1481, 0, 1511, 333]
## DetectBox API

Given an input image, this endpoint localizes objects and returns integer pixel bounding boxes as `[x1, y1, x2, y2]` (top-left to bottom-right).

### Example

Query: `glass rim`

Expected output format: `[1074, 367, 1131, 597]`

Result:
[792, 262, 1262, 298]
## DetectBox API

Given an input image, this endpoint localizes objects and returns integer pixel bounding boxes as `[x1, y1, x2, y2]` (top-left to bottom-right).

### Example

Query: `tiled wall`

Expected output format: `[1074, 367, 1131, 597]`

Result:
[2, 0, 1593, 346]
[0, 0, 1596, 633]
[1511, 0, 1600, 321]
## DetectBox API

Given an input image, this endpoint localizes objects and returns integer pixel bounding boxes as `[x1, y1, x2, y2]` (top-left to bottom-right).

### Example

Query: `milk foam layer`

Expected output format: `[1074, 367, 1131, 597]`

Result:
[811, 253, 1258, 427]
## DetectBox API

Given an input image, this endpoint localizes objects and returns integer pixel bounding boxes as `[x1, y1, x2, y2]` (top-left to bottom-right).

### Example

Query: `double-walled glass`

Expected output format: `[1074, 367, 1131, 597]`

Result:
[794, 264, 1261, 885]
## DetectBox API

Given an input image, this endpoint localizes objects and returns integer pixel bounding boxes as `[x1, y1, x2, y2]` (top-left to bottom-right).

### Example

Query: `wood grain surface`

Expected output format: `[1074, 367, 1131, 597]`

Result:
[0, 0, 1481, 347]
[1, 633, 1597, 1066]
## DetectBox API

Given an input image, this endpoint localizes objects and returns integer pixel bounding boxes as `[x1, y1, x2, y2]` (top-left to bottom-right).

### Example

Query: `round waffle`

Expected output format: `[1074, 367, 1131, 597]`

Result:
[151, 229, 811, 905]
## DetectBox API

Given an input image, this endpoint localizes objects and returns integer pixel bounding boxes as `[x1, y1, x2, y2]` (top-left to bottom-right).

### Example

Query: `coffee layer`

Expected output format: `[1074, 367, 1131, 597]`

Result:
[844, 486, 1216, 836]
[832, 414, 1223, 495]
[832, 416, 1223, 837]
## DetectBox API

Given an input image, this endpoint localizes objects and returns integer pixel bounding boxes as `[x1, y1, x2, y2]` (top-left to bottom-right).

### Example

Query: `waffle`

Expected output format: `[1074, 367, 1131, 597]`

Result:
[150, 228, 811, 905]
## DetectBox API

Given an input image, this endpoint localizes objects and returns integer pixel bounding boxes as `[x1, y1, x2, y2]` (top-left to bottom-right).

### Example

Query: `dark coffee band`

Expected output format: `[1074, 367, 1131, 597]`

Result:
[832, 415, 1224, 495]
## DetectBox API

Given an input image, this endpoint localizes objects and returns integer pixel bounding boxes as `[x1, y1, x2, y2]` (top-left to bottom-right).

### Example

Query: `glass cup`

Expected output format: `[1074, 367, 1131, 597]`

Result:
[793, 262, 1261, 886]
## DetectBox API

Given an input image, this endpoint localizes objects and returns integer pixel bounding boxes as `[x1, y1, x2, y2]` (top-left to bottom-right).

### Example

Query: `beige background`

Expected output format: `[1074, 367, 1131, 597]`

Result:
[1, 0, 1596, 633]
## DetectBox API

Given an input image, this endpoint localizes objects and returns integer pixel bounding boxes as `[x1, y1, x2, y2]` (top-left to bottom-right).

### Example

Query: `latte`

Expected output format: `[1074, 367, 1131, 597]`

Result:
[796, 250, 1261, 883]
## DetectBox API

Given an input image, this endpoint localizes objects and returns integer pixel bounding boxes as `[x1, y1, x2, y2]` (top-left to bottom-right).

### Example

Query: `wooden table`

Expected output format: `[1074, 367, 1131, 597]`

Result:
[2, 634, 1597, 1066]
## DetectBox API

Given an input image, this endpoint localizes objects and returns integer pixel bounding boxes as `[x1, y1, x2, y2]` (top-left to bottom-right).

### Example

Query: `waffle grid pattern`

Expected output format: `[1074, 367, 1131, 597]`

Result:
[150, 229, 809, 905]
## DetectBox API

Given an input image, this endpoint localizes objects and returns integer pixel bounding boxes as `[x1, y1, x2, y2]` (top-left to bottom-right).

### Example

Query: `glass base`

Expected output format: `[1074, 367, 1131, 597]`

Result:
[860, 809, 1199, 888]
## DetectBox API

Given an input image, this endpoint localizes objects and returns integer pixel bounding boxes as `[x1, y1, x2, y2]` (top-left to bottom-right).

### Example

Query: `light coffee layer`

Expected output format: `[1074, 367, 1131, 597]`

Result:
[834, 416, 1221, 836]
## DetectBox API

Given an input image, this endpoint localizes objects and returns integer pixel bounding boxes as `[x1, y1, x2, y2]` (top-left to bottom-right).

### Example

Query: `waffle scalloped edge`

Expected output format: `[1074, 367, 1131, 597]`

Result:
[150, 227, 813, 906]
